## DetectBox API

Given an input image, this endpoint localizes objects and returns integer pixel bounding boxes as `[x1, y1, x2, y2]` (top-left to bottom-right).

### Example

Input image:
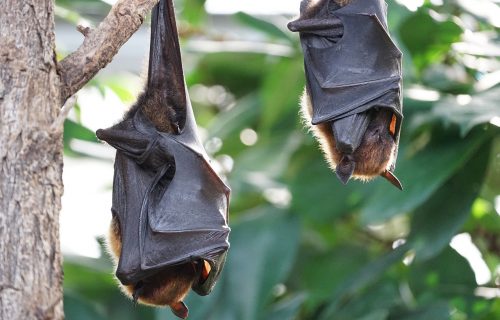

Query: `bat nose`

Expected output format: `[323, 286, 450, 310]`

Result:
[331, 112, 371, 155]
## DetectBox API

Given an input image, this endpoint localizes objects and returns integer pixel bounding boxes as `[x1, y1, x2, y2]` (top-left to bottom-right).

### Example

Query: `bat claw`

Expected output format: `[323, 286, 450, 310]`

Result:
[381, 170, 403, 190]
[171, 301, 189, 319]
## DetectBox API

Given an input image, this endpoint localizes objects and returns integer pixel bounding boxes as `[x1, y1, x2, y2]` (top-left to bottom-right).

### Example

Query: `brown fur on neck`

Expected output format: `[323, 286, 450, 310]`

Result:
[125, 87, 176, 133]
[107, 215, 196, 309]
[300, 91, 396, 181]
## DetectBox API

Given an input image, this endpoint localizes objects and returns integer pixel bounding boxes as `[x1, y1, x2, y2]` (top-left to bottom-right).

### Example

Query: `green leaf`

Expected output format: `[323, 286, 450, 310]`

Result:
[193, 52, 270, 96]
[408, 248, 476, 297]
[180, 0, 207, 26]
[64, 119, 98, 144]
[391, 301, 451, 320]
[319, 245, 408, 319]
[360, 129, 489, 225]
[260, 58, 305, 132]
[232, 132, 303, 181]
[289, 152, 366, 225]
[206, 94, 260, 140]
[399, 9, 462, 71]
[298, 245, 371, 311]
[408, 137, 493, 261]
[412, 87, 500, 137]
[234, 12, 293, 43]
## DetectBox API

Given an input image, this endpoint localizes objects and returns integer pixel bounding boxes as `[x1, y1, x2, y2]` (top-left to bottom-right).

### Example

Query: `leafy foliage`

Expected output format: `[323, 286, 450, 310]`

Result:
[59, 0, 500, 319]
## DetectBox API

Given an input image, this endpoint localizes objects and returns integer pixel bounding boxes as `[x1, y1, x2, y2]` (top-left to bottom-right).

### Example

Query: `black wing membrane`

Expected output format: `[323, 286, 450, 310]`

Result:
[96, 0, 230, 297]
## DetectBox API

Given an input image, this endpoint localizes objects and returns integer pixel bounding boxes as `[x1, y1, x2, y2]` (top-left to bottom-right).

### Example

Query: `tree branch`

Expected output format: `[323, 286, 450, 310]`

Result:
[58, 0, 159, 105]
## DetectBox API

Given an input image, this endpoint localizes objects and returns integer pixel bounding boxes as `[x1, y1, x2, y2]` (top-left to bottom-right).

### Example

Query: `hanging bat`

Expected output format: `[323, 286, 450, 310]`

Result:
[96, 0, 230, 318]
[288, 0, 403, 190]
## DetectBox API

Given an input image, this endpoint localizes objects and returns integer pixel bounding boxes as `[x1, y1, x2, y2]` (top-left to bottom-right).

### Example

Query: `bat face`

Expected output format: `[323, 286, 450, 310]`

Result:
[290, 0, 403, 189]
[302, 92, 402, 190]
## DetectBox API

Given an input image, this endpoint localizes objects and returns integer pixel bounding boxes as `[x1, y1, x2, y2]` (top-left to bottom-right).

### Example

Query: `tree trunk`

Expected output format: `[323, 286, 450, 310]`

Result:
[0, 0, 64, 319]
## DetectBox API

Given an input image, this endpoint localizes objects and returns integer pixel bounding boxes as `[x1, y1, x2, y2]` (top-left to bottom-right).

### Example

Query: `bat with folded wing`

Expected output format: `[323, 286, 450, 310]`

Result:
[96, 0, 230, 318]
[288, 0, 404, 189]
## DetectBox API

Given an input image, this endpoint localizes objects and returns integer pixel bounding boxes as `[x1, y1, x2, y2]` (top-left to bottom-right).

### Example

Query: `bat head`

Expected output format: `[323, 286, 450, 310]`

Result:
[301, 93, 403, 190]
[331, 108, 399, 184]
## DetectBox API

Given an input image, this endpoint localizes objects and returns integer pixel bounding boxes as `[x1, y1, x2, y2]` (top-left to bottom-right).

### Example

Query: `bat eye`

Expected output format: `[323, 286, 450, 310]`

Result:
[389, 113, 397, 137]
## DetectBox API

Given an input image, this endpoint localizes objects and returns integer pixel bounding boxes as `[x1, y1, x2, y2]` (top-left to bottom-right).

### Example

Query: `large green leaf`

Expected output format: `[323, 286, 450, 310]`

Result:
[391, 301, 451, 320]
[181, 0, 207, 25]
[408, 248, 476, 297]
[398, 9, 462, 71]
[297, 244, 371, 311]
[360, 129, 489, 224]
[319, 245, 408, 319]
[408, 137, 493, 261]
[234, 12, 293, 43]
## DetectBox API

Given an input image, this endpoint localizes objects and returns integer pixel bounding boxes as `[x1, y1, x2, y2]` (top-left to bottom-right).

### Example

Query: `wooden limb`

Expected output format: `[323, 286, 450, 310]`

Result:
[57, 0, 160, 105]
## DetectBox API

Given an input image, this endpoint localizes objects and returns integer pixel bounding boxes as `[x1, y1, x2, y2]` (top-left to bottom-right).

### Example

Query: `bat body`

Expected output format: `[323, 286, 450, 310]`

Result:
[289, 0, 403, 189]
[96, 0, 230, 318]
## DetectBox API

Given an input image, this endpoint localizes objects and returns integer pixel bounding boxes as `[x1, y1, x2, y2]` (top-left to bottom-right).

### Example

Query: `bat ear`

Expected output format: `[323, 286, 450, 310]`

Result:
[335, 156, 355, 185]
[381, 170, 403, 190]
[170, 301, 189, 319]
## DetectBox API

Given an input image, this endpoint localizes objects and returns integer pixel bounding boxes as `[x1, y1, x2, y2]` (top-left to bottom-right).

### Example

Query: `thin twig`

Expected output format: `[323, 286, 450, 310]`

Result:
[57, 0, 159, 104]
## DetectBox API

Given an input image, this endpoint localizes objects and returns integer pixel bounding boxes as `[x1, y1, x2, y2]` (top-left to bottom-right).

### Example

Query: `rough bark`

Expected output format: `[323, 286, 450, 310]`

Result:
[58, 0, 159, 104]
[0, 0, 160, 318]
[0, 1, 64, 319]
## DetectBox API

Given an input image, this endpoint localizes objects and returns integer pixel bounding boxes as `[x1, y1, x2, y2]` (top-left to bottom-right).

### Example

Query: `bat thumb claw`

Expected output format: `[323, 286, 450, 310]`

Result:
[171, 301, 189, 319]
[287, 21, 299, 32]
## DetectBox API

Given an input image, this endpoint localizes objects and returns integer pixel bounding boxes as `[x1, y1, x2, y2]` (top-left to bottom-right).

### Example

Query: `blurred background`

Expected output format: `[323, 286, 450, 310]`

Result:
[55, 0, 500, 319]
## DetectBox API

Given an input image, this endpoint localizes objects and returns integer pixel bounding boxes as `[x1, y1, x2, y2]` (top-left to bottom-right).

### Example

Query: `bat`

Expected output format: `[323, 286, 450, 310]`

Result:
[288, 0, 403, 190]
[95, 0, 230, 318]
